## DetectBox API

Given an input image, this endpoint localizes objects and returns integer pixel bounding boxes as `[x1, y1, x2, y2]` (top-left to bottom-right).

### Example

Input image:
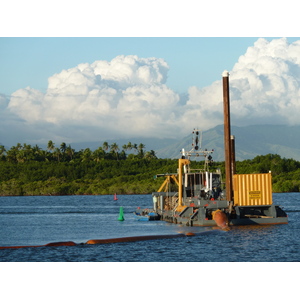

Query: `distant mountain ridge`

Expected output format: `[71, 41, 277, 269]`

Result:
[6, 124, 299, 162]
[72, 124, 300, 161]
[155, 124, 300, 161]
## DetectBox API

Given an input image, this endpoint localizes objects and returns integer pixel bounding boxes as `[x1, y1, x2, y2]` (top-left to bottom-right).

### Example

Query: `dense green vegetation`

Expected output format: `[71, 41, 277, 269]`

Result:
[235, 153, 300, 193]
[0, 141, 300, 196]
[0, 141, 173, 196]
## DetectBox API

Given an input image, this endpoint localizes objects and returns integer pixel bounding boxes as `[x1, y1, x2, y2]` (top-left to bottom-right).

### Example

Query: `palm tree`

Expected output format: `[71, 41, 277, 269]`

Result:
[33, 144, 42, 160]
[59, 142, 67, 161]
[0, 145, 6, 160]
[138, 143, 145, 152]
[110, 143, 119, 160]
[60, 142, 67, 153]
[138, 143, 145, 158]
[23, 143, 34, 161]
[133, 143, 138, 153]
[93, 147, 105, 162]
[144, 150, 157, 160]
[65, 145, 74, 161]
[127, 142, 133, 152]
[47, 140, 55, 153]
[6, 146, 18, 162]
[16, 149, 26, 163]
[53, 147, 61, 162]
[102, 141, 109, 152]
[81, 148, 92, 162]
[33, 144, 41, 152]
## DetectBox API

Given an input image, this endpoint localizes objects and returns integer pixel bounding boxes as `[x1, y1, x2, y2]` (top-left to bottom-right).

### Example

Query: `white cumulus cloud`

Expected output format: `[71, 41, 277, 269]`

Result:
[179, 37, 300, 131]
[4, 38, 300, 146]
[230, 38, 300, 125]
[8, 55, 180, 141]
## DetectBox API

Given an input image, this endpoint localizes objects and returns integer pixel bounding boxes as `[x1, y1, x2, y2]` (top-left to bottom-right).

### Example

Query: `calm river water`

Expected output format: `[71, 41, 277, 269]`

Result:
[0, 193, 299, 262]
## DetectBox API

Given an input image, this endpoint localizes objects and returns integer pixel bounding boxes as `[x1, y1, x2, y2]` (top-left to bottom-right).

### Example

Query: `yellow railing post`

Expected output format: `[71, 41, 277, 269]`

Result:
[178, 159, 190, 208]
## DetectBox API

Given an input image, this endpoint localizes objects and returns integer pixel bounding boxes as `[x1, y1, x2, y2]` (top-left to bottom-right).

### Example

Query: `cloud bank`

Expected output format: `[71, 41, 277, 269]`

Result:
[4, 38, 300, 145]
[185, 38, 300, 128]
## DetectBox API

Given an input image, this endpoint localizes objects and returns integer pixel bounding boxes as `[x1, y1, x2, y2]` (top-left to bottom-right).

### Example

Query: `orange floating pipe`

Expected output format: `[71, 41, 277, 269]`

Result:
[44, 241, 77, 247]
[0, 241, 77, 250]
[86, 234, 186, 245]
[185, 232, 195, 236]
[1, 232, 203, 250]
[0, 245, 42, 250]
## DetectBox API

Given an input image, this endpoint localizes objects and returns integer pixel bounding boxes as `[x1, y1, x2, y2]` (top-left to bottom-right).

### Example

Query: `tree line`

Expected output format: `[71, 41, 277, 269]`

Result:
[0, 144, 300, 196]
[235, 153, 300, 193]
[0, 140, 163, 196]
[0, 140, 157, 163]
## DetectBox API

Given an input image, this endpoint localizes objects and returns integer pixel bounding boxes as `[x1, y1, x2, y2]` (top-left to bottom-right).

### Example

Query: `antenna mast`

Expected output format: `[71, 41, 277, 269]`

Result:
[183, 129, 214, 170]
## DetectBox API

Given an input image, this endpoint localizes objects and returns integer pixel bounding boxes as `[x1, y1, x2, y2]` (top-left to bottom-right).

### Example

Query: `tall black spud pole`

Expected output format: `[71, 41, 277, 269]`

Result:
[222, 70, 233, 202]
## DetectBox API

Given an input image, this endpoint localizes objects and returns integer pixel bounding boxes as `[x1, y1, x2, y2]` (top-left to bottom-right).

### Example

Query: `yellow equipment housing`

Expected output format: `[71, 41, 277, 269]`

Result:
[233, 173, 273, 206]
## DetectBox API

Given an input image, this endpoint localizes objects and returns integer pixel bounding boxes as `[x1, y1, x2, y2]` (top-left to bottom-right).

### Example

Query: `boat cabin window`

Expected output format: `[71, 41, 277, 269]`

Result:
[184, 173, 222, 198]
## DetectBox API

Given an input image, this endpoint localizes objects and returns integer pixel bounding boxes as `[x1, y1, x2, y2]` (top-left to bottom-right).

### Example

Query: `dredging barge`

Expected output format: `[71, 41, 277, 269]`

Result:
[150, 131, 288, 228]
[135, 71, 288, 228]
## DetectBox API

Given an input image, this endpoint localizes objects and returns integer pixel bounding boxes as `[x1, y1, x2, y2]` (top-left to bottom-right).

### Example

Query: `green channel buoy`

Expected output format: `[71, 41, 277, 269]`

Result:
[118, 206, 125, 221]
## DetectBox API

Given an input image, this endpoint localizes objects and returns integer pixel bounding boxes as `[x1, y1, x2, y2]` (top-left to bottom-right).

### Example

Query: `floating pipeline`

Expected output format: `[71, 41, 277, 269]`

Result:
[0, 241, 77, 250]
[85, 234, 187, 244]
[44, 241, 77, 247]
[0, 226, 233, 249]
[0, 231, 219, 249]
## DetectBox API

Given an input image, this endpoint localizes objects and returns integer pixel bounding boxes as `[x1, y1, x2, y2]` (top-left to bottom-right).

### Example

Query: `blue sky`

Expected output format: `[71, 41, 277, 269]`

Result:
[0, 37, 282, 96]
[1, 37, 299, 96]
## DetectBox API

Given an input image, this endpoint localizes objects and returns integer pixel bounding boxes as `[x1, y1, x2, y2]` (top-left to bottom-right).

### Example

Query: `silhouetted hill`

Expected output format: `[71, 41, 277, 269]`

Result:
[155, 124, 300, 161]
